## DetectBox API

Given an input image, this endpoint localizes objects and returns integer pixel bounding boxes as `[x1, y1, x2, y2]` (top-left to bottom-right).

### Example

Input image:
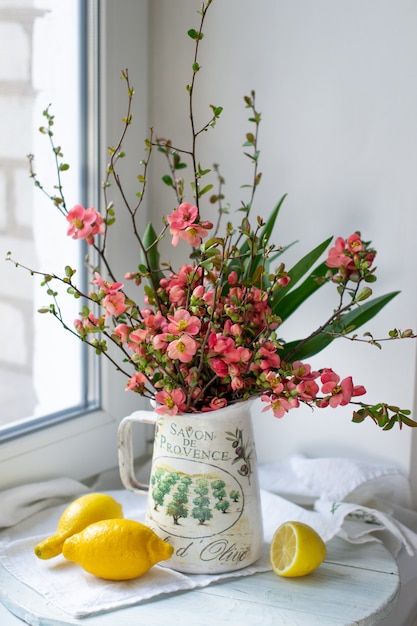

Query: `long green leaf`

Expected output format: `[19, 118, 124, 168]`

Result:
[271, 235, 333, 311]
[229, 195, 288, 283]
[273, 261, 330, 322]
[259, 193, 287, 244]
[283, 236, 333, 288]
[142, 222, 164, 285]
[279, 291, 400, 361]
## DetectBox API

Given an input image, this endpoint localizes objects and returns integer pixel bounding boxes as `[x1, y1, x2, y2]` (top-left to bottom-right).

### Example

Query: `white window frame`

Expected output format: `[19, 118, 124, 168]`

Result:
[0, 0, 150, 490]
[2, 0, 416, 504]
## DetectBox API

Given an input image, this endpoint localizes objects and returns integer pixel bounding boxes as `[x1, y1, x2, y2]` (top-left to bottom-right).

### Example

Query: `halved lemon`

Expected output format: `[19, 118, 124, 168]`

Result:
[270, 521, 327, 577]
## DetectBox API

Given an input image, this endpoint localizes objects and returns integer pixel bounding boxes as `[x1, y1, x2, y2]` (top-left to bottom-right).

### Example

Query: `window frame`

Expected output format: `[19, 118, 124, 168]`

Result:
[0, 0, 150, 490]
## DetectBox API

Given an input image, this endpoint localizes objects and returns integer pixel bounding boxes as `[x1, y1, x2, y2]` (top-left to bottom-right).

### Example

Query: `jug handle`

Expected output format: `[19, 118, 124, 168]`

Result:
[118, 410, 157, 493]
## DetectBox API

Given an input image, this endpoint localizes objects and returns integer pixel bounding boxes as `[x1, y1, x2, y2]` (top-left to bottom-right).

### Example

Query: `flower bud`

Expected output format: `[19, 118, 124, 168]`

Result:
[355, 287, 373, 302]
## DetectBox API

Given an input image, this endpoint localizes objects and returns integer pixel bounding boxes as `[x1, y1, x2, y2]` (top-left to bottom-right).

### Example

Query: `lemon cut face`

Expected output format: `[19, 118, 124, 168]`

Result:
[270, 521, 327, 577]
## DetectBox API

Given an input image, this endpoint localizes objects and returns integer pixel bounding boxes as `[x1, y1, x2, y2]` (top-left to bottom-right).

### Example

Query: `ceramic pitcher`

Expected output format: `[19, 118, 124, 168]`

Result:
[118, 400, 264, 574]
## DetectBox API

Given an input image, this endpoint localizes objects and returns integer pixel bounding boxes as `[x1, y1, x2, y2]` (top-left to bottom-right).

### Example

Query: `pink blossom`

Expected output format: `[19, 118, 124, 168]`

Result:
[346, 233, 363, 253]
[208, 333, 236, 356]
[114, 323, 131, 344]
[142, 309, 166, 330]
[66, 205, 104, 244]
[261, 393, 295, 419]
[127, 328, 149, 352]
[93, 272, 123, 295]
[324, 376, 354, 408]
[74, 312, 102, 337]
[153, 332, 169, 351]
[168, 284, 187, 305]
[223, 348, 242, 364]
[287, 379, 319, 402]
[325, 233, 376, 281]
[74, 311, 101, 330]
[209, 357, 229, 377]
[74, 319, 83, 334]
[228, 271, 238, 285]
[264, 371, 284, 394]
[320, 369, 366, 408]
[257, 342, 281, 369]
[325, 237, 353, 270]
[291, 361, 319, 380]
[231, 376, 244, 391]
[167, 334, 198, 363]
[203, 289, 215, 308]
[167, 202, 198, 230]
[168, 203, 199, 247]
[353, 383, 366, 397]
[229, 323, 243, 337]
[154, 389, 187, 415]
[227, 363, 241, 377]
[278, 275, 291, 287]
[167, 309, 201, 335]
[320, 368, 340, 387]
[178, 223, 210, 247]
[201, 397, 228, 412]
[103, 291, 126, 317]
[192, 285, 205, 300]
[235, 346, 252, 363]
[126, 372, 147, 392]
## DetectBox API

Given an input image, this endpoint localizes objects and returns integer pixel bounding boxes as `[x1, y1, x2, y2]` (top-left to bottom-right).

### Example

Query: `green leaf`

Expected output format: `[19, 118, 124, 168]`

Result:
[259, 194, 287, 245]
[236, 195, 287, 271]
[271, 234, 334, 320]
[399, 413, 417, 428]
[162, 174, 173, 187]
[142, 222, 164, 285]
[187, 28, 203, 40]
[199, 183, 214, 196]
[280, 291, 400, 361]
[273, 260, 330, 321]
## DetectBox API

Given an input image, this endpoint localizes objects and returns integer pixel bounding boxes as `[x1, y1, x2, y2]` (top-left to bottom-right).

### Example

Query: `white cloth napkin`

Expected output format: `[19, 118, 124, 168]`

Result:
[0, 456, 417, 618]
[259, 454, 417, 556]
[0, 489, 272, 618]
[0, 478, 89, 528]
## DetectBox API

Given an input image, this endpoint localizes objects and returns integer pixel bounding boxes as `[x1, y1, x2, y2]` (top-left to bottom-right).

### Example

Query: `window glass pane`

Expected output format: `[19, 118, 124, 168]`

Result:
[0, 0, 91, 433]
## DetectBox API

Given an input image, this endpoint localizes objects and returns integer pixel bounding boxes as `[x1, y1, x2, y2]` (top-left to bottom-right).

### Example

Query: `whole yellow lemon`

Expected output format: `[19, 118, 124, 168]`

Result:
[62, 518, 174, 580]
[34, 493, 124, 560]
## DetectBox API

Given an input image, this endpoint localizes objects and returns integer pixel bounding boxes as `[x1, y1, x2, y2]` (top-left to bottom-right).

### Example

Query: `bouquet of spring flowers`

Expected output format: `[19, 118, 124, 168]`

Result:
[8, 0, 416, 430]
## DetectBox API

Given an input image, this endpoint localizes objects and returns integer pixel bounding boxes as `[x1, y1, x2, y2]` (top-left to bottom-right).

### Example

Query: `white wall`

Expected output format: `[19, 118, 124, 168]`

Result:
[147, 0, 417, 497]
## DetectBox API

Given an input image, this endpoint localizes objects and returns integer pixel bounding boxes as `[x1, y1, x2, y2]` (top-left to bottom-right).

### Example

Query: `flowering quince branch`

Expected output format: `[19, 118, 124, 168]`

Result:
[6, 0, 417, 430]
[323, 329, 417, 352]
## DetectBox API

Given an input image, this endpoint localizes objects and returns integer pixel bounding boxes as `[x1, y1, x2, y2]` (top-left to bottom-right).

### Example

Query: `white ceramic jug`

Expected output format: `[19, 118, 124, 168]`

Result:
[118, 400, 264, 574]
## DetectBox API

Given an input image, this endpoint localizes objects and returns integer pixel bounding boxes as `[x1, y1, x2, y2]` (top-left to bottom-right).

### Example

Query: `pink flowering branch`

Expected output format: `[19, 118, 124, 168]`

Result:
[7, 0, 417, 430]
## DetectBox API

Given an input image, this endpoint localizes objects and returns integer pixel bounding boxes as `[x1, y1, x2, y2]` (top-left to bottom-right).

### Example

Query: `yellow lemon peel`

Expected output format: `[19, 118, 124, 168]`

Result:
[34, 493, 124, 560]
[62, 518, 174, 580]
[270, 521, 326, 577]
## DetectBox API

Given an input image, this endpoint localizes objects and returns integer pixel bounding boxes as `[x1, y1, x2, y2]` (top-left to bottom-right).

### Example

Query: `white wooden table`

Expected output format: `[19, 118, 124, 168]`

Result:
[0, 537, 399, 626]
